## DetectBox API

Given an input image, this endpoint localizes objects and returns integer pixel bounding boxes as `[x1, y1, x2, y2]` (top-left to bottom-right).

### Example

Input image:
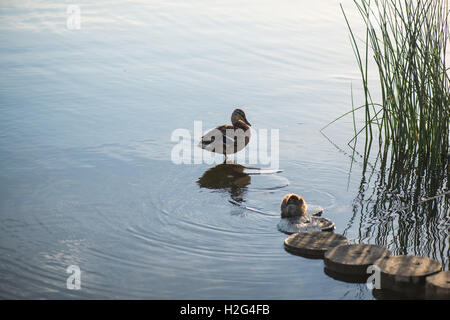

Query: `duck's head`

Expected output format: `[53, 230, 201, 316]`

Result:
[231, 108, 251, 127]
[281, 193, 307, 218]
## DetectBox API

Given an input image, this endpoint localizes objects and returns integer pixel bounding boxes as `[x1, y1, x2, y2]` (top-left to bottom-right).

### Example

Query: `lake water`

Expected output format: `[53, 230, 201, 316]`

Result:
[0, 0, 448, 299]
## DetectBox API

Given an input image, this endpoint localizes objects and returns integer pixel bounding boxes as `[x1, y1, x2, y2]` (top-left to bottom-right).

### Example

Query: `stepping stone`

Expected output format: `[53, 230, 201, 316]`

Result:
[284, 231, 348, 258]
[324, 244, 391, 277]
[277, 216, 334, 234]
[426, 271, 450, 299]
[374, 255, 442, 295]
[323, 266, 369, 283]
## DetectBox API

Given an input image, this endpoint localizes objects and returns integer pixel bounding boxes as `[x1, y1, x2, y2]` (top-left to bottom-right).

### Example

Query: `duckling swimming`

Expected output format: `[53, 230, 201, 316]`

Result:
[278, 193, 334, 234]
[198, 109, 251, 160]
[281, 193, 308, 218]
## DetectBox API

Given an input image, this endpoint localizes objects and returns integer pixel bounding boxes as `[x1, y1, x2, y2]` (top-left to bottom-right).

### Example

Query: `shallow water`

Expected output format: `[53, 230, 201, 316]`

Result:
[0, 0, 448, 299]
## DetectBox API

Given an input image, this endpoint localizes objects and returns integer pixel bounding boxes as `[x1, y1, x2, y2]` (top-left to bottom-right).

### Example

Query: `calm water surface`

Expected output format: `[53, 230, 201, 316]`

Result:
[0, 0, 448, 299]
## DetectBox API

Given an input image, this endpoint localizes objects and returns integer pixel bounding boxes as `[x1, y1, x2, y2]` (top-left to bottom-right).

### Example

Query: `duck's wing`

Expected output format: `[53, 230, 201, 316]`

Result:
[198, 125, 234, 149]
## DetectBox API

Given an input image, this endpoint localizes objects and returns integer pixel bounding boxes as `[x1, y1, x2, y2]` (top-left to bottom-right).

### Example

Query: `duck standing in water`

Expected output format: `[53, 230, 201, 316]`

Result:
[198, 108, 251, 161]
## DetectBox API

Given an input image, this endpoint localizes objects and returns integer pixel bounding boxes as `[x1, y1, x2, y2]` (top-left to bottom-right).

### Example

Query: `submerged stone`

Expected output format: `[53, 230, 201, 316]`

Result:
[277, 216, 334, 234]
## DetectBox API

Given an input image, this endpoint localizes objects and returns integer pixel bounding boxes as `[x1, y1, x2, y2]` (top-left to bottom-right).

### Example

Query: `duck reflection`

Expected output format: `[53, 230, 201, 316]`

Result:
[197, 163, 251, 203]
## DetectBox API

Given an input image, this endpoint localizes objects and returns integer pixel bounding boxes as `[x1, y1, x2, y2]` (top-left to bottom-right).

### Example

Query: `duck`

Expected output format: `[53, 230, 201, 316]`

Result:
[281, 193, 308, 219]
[198, 108, 251, 160]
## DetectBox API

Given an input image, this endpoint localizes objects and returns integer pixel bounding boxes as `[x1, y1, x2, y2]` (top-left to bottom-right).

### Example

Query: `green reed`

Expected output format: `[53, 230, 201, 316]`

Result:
[331, 0, 450, 268]
[344, 140, 449, 269]
[340, 0, 449, 165]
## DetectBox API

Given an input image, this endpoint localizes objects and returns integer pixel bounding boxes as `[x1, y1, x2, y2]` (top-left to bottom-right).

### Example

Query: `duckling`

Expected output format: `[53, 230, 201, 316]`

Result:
[198, 108, 251, 160]
[278, 193, 334, 234]
[281, 193, 307, 218]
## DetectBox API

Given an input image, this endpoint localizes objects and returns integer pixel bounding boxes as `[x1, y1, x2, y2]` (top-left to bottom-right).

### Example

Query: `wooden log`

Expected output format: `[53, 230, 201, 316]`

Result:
[374, 255, 442, 297]
[323, 267, 369, 283]
[284, 231, 348, 258]
[324, 244, 391, 276]
[426, 271, 450, 299]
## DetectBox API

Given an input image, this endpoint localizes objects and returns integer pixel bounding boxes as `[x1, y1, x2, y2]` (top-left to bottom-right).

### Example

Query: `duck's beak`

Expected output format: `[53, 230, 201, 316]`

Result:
[243, 117, 251, 126]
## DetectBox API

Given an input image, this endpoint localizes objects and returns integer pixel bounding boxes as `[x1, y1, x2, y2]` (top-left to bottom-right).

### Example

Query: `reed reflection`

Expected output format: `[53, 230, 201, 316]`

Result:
[197, 163, 251, 203]
[346, 143, 449, 270]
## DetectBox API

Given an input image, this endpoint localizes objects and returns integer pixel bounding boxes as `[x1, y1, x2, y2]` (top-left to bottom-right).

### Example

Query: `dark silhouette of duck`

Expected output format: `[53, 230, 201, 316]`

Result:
[197, 163, 250, 203]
